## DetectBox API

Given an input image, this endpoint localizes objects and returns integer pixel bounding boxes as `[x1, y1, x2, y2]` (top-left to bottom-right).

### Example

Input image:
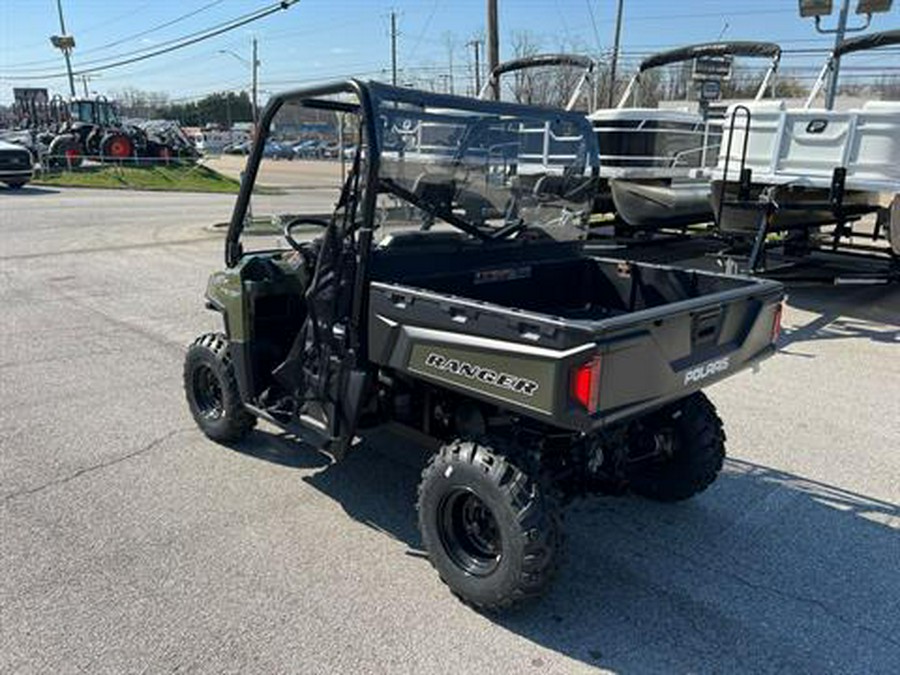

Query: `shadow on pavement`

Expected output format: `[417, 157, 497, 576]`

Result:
[230, 426, 900, 672]
[780, 283, 900, 349]
[3, 185, 61, 196]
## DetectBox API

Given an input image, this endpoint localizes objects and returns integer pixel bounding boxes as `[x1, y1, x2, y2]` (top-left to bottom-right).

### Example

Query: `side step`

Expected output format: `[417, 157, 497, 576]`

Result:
[243, 403, 343, 457]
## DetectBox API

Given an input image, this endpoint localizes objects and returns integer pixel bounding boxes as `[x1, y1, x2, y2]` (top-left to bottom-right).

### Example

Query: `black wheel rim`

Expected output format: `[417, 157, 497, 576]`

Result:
[438, 488, 502, 576]
[192, 363, 224, 420]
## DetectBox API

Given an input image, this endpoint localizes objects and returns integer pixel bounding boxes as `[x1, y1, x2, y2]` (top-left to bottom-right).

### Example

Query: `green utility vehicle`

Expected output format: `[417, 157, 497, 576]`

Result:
[184, 81, 784, 610]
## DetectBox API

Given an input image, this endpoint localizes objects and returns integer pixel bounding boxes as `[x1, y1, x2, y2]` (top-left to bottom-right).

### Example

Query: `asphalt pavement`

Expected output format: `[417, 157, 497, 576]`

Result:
[1, 186, 898, 674]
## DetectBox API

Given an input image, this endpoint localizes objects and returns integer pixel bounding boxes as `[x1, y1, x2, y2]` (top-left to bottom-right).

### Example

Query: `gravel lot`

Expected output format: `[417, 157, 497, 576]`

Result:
[1, 185, 898, 674]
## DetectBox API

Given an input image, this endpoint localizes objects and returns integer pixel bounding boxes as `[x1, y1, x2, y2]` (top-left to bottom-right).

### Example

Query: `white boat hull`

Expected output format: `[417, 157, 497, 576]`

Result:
[610, 178, 712, 228]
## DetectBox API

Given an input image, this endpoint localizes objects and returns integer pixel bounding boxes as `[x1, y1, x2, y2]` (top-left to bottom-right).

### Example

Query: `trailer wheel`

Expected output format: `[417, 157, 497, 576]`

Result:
[417, 438, 562, 611]
[183, 333, 256, 443]
[626, 392, 725, 502]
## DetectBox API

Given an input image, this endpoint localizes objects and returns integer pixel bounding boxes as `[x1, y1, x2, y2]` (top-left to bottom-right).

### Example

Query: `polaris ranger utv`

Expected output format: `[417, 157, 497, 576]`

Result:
[184, 81, 784, 610]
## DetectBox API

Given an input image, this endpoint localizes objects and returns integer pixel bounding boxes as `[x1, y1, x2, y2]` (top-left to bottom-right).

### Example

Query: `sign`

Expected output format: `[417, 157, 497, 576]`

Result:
[13, 88, 49, 106]
[699, 80, 722, 101]
[692, 55, 733, 81]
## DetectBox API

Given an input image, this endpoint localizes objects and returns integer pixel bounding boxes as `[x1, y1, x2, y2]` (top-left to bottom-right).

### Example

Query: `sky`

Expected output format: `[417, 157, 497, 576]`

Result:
[0, 0, 897, 105]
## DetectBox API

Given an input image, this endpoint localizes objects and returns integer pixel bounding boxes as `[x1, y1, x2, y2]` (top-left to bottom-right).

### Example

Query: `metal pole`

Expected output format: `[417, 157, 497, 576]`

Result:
[486, 0, 499, 100]
[472, 40, 481, 94]
[81, 75, 88, 97]
[338, 113, 346, 184]
[826, 0, 850, 110]
[448, 39, 454, 95]
[251, 37, 259, 134]
[608, 0, 624, 108]
[391, 11, 398, 86]
[55, 0, 76, 97]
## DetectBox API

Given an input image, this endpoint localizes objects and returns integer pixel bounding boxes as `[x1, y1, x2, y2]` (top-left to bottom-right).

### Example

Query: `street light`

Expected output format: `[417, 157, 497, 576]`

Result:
[799, 0, 833, 17]
[856, 0, 894, 13]
[218, 49, 249, 67]
[51, 0, 76, 97]
[218, 39, 260, 134]
[798, 0, 895, 109]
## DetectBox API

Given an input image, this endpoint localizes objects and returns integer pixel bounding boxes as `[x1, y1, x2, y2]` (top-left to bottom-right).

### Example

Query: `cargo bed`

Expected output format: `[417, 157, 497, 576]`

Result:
[368, 237, 783, 431]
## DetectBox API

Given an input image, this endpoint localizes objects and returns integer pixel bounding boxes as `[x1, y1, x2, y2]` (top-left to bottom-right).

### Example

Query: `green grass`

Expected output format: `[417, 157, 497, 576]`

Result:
[33, 163, 241, 194]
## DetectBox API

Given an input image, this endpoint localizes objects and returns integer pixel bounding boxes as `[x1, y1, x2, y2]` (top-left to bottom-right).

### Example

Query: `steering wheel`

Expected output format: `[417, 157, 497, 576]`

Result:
[283, 217, 330, 252]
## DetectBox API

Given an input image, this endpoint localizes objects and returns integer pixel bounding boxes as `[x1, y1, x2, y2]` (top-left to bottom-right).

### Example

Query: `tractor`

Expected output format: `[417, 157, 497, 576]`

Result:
[10, 92, 197, 167]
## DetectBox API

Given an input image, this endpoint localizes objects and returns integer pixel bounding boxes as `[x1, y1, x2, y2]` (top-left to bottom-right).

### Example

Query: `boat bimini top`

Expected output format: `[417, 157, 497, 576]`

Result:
[616, 41, 782, 108]
[478, 54, 598, 111]
[805, 29, 900, 109]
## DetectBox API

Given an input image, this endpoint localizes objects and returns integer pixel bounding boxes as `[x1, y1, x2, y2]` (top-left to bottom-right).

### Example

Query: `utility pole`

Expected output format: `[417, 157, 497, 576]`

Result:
[251, 37, 260, 134]
[608, 0, 624, 107]
[80, 75, 100, 97]
[391, 11, 398, 86]
[826, 0, 850, 110]
[446, 35, 455, 95]
[468, 39, 482, 95]
[53, 0, 76, 97]
[486, 0, 499, 99]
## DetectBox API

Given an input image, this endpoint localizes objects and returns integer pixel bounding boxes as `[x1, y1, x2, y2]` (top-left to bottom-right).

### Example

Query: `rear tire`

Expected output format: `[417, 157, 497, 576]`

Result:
[417, 438, 562, 611]
[5, 181, 27, 189]
[626, 392, 725, 502]
[101, 132, 134, 160]
[184, 333, 256, 443]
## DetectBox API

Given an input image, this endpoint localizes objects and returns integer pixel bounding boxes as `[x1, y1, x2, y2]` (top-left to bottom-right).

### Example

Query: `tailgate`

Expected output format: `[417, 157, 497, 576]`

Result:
[590, 278, 784, 427]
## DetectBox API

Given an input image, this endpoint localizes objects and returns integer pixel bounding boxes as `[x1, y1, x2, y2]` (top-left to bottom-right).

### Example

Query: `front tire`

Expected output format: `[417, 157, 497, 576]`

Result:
[417, 438, 562, 611]
[626, 392, 725, 502]
[48, 134, 83, 169]
[183, 333, 255, 443]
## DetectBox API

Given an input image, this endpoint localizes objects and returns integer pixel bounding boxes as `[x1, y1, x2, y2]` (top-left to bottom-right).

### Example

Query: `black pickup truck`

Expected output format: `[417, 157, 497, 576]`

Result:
[183, 81, 784, 610]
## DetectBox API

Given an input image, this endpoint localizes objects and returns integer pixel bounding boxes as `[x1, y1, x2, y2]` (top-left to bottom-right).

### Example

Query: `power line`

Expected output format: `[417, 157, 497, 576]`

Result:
[0, 0, 300, 80]
[584, 1, 603, 53]
[5, 0, 226, 71]
[76, 0, 228, 59]
[406, 0, 440, 61]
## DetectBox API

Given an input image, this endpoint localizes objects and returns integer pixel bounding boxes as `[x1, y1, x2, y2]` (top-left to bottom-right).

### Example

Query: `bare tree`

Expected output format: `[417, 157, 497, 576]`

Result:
[876, 75, 900, 99]
[111, 87, 170, 119]
[501, 31, 601, 110]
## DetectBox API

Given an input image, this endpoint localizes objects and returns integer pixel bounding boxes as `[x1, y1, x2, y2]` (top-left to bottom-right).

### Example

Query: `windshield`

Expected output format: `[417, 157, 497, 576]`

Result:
[231, 82, 601, 260]
[371, 90, 599, 240]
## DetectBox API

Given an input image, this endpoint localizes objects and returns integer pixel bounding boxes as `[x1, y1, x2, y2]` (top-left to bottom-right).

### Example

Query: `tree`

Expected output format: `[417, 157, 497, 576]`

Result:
[162, 92, 253, 126]
[111, 87, 170, 118]
[503, 31, 601, 111]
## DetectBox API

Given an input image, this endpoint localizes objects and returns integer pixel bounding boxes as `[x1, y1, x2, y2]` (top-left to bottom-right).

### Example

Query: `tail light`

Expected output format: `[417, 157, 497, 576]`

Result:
[571, 356, 602, 414]
[771, 302, 784, 344]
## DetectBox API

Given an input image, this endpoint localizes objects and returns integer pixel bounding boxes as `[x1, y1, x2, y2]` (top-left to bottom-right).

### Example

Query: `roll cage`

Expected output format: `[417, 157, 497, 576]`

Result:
[225, 79, 601, 267]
